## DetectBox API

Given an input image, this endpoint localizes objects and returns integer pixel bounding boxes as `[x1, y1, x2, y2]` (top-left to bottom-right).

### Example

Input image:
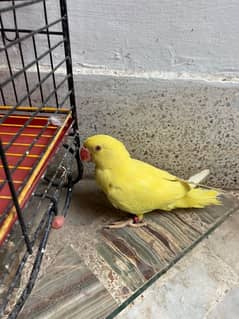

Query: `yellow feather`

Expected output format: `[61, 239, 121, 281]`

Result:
[84, 135, 221, 218]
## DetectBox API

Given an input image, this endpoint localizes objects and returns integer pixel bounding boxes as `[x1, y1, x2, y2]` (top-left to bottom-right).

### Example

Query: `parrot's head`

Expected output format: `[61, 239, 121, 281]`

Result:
[80, 134, 130, 168]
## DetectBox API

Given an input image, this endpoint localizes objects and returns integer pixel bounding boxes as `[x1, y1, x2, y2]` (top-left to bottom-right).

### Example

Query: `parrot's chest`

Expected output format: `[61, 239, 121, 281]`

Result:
[95, 168, 113, 193]
[95, 168, 129, 209]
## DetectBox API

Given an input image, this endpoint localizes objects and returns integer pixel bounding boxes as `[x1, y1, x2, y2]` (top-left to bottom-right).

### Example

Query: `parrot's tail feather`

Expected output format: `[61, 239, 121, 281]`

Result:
[174, 188, 221, 209]
[188, 169, 210, 188]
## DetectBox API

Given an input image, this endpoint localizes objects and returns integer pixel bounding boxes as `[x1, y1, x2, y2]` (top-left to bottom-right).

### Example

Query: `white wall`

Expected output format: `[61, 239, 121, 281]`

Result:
[1, 0, 238, 78]
[67, 0, 239, 76]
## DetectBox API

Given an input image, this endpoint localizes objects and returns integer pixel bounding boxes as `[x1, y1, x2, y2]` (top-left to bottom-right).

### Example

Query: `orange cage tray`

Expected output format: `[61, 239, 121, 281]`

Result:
[0, 111, 73, 245]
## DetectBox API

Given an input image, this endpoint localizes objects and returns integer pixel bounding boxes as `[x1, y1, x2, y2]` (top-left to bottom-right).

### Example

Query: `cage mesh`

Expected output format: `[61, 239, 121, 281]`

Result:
[0, 1, 82, 318]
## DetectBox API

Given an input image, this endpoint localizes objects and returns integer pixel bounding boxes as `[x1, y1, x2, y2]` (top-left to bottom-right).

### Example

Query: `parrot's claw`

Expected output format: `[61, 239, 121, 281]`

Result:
[106, 218, 146, 229]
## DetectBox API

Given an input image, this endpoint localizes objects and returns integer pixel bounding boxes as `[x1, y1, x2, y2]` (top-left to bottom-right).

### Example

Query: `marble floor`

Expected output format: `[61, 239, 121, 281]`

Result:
[18, 179, 239, 319]
[116, 207, 239, 319]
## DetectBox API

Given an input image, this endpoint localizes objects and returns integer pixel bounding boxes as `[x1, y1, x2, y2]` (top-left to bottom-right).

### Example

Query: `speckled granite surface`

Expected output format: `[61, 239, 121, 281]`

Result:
[18, 179, 239, 319]
[75, 76, 239, 189]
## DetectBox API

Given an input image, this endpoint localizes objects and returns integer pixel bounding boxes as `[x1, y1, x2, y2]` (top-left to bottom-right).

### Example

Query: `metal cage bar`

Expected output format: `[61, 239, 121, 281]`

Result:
[0, 139, 32, 253]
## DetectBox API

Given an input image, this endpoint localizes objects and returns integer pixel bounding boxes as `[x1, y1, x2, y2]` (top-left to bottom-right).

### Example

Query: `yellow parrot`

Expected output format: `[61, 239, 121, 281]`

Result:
[80, 135, 221, 228]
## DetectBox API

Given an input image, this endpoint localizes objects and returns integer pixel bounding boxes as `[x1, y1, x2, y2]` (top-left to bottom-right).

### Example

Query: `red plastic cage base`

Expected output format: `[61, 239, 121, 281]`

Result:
[0, 111, 73, 245]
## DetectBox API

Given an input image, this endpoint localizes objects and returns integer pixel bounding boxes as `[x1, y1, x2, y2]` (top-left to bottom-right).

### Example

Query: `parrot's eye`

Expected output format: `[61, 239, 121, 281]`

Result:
[95, 145, 101, 151]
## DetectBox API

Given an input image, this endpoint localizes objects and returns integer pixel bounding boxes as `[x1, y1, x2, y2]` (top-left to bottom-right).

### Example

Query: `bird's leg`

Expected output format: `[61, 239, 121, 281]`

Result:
[129, 215, 147, 228]
[106, 214, 146, 229]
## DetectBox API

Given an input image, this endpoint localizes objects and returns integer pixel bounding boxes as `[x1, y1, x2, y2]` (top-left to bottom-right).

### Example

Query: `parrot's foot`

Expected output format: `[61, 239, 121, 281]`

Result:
[106, 219, 134, 229]
[129, 221, 147, 228]
[106, 216, 146, 229]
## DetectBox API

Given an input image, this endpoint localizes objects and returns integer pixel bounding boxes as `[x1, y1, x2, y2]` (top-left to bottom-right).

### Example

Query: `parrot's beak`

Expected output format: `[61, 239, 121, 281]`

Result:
[80, 146, 91, 162]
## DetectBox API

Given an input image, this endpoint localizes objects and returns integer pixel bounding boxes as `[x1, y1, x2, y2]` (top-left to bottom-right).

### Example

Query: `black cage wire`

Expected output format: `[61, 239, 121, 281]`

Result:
[0, 0, 83, 318]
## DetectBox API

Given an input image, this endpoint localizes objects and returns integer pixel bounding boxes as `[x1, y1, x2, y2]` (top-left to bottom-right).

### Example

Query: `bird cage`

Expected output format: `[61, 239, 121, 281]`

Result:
[0, 0, 83, 317]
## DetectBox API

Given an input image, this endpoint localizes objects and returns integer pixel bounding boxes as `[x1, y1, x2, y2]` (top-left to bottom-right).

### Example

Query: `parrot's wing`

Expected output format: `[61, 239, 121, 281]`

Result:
[133, 159, 190, 190]
[132, 159, 175, 178]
